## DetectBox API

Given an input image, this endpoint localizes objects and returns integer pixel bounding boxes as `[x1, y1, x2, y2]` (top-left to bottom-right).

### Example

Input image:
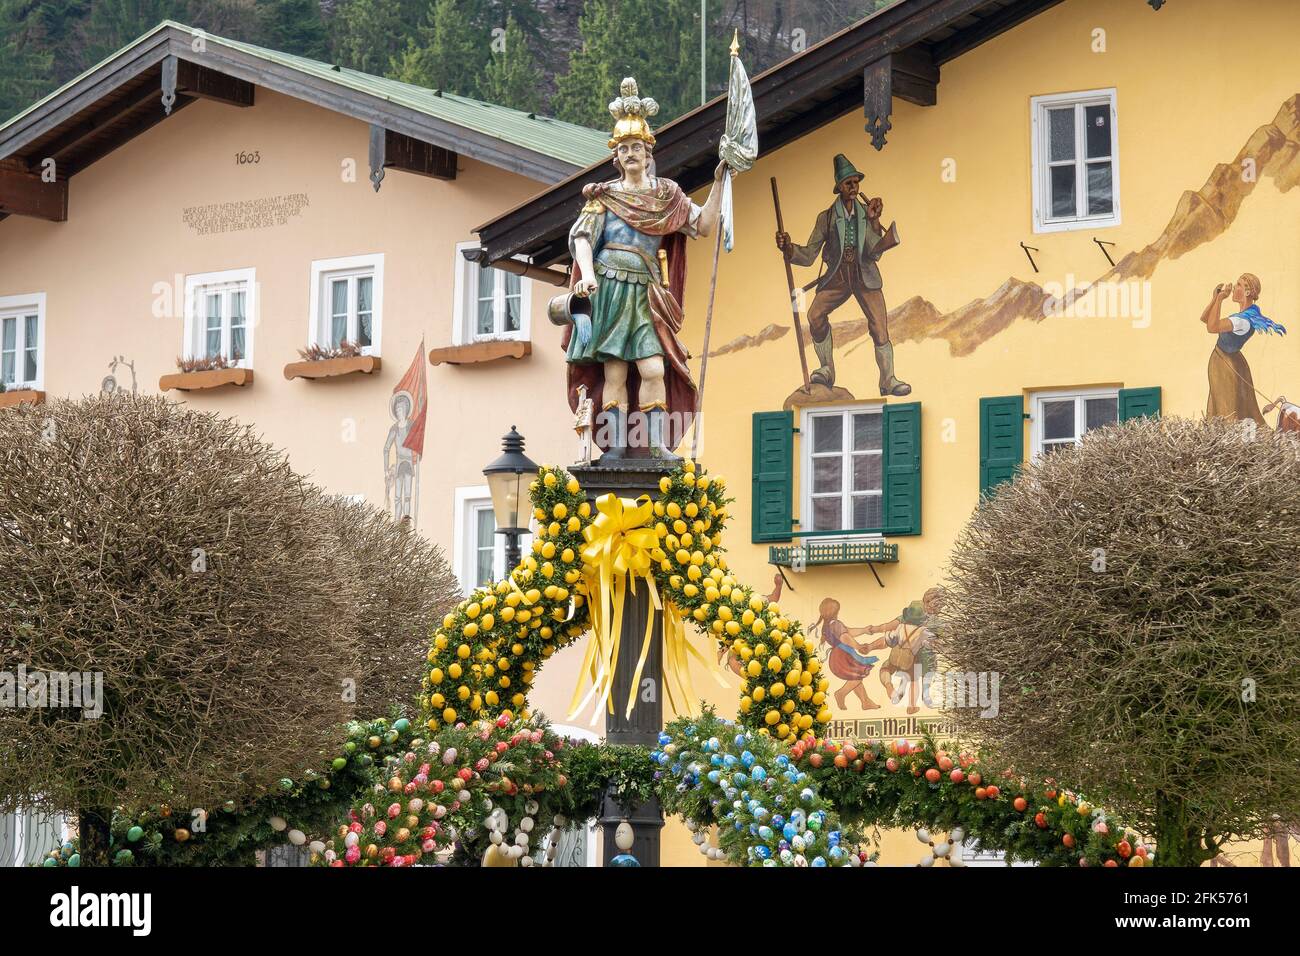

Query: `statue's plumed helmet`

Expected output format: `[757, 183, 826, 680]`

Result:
[608, 77, 659, 150]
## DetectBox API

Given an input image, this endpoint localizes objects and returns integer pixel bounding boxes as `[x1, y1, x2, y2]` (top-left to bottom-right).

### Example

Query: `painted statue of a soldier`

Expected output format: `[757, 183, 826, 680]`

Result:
[775, 153, 910, 397]
[563, 78, 728, 460]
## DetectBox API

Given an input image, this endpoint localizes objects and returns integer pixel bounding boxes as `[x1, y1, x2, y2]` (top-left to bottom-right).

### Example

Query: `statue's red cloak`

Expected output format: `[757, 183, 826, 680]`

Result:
[562, 178, 699, 452]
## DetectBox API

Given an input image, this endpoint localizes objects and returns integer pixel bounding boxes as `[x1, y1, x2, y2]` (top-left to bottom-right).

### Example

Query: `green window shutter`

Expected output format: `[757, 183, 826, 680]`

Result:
[882, 402, 921, 536]
[979, 395, 1024, 496]
[1119, 386, 1161, 421]
[752, 410, 793, 543]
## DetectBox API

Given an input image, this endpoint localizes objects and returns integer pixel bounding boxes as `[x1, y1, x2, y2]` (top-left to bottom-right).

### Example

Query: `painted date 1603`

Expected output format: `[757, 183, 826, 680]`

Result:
[235, 151, 261, 165]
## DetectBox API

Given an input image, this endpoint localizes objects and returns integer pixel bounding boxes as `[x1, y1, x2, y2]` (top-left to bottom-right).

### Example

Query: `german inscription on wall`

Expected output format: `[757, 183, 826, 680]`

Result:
[182, 193, 309, 236]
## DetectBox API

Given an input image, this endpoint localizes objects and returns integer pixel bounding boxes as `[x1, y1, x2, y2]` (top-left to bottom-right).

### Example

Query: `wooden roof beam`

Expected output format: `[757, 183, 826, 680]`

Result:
[174, 58, 254, 108]
[25, 58, 243, 178]
[26, 81, 162, 170]
[64, 96, 196, 177]
[0, 166, 68, 221]
[930, 0, 1067, 64]
[370, 126, 457, 189]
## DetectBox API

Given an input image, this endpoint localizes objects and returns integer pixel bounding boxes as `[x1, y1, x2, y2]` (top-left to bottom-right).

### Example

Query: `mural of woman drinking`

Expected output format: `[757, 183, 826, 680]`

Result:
[841, 587, 944, 716]
[1201, 273, 1286, 426]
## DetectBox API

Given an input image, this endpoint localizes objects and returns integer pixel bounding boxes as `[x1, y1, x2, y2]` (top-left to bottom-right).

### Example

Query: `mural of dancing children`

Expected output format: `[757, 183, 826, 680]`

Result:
[811, 597, 885, 712]
[1201, 273, 1286, 427]
[864, 588, 942, 715]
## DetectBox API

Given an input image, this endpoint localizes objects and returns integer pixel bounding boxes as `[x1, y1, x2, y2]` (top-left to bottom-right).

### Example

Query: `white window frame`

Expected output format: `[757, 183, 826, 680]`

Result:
[958, 839, 1037, 867]
[182, 268, 256, 369]
[452, 241, 532, 346]
[799, 402, 886, 543]
[1029, 386, 1119, 459]
[1031, 88, 1121, 234]
[452, 485, 533, 596]
[308, 254, 384, 356]
[0, 292, 46, 391]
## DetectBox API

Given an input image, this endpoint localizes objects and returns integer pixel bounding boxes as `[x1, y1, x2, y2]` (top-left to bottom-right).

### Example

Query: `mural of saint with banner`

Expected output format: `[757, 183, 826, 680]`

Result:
[384, 339, 427, 525]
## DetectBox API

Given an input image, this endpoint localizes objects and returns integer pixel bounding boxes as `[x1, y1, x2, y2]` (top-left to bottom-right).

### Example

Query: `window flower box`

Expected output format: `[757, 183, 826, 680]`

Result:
[159, 368, 253, 392]
[429, 340, 531, 367]
[0, 389, 45, 408]
[283, 355, 381, 381]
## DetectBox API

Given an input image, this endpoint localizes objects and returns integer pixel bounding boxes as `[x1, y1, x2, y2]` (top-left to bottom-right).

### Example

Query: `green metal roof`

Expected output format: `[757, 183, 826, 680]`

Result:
[1, 20, 608, 170]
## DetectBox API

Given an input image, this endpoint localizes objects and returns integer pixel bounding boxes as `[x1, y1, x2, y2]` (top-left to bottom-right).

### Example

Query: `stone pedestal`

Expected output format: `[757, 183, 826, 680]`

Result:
[570, 458, 673, 867]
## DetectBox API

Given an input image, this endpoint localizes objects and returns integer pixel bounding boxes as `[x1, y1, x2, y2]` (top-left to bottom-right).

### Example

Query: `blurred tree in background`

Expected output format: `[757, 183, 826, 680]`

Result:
[0, 1, 898, 125]
[480, 16, 541, 114]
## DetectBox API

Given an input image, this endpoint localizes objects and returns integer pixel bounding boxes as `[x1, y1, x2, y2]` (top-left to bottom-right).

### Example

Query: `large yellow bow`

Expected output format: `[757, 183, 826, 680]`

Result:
[569, 494, 658, 722]
[568, 493, 723, 724]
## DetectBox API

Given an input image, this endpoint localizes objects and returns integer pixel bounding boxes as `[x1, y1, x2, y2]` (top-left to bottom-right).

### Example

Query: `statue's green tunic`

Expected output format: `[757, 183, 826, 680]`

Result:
[566, 203, 667, 363]
[562, 177, 701, 451]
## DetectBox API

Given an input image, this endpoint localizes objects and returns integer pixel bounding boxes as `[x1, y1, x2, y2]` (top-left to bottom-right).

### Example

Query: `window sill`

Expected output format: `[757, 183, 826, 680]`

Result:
[1032, 215, 1121, 235]
[159, 368, 254, 392]
[283, 355, 381, 381]
[0, 389, 44, 408]
[430, 340, 531, 367]
[768, 539, 899, 568]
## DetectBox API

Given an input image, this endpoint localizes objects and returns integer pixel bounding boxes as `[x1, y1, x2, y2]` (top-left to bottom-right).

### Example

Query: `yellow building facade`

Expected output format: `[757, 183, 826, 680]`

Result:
[490, 0, 1300, 866]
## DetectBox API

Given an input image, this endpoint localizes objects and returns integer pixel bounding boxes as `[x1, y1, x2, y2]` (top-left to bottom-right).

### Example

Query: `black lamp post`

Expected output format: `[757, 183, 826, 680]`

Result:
[483, 426, 537, 574]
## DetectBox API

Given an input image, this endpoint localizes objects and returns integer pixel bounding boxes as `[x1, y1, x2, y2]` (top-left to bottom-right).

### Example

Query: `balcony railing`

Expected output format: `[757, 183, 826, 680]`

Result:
[768, 534, 899, 569]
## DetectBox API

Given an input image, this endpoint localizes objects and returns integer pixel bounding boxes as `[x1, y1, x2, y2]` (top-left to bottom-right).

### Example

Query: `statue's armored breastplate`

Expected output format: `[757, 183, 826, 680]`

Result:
[594, 212, 661, 284]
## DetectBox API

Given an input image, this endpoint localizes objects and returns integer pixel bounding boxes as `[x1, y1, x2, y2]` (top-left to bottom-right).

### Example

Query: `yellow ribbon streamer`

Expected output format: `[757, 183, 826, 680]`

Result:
[565, 492, 731, 724]
[568, 494, 651, 722]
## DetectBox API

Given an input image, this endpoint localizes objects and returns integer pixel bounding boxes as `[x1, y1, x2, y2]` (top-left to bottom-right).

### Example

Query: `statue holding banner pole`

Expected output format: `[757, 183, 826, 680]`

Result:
[550, 67, 748, 463]
[551, 43, 757, 866]
[691, 30, 758, 459]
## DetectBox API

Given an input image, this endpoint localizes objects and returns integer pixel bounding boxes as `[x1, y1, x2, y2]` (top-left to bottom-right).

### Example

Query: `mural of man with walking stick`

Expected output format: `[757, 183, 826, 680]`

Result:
[775, 154, 908, 398]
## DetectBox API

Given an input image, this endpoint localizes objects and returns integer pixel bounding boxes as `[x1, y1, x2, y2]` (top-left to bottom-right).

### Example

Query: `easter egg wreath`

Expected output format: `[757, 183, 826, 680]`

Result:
[418, 461, 832, 742]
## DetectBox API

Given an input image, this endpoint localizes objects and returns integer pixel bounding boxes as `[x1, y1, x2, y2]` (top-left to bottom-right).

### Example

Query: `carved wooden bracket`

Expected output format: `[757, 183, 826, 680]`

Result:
[863, 57, 892, 150]
[862, 48, 938, 150]
[368, 123, 386, 192]
[161, 55, 178, 116]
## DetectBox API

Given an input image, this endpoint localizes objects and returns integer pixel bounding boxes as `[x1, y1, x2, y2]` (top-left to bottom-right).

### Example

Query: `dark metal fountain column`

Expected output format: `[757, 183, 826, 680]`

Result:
[570, 458, 671, 866]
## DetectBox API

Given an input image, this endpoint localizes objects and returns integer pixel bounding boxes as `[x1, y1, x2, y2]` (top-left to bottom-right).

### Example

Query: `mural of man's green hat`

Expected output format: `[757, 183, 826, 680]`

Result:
[900, 600, 927, 626]
[832, 153, 864, 193]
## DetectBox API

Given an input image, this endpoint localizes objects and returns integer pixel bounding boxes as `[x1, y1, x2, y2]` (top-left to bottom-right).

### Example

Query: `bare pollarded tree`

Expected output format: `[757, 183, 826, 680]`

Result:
[0, 394, 361, 864]
[319, 494, 463, 718]
[939, 416, 1300, 866]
